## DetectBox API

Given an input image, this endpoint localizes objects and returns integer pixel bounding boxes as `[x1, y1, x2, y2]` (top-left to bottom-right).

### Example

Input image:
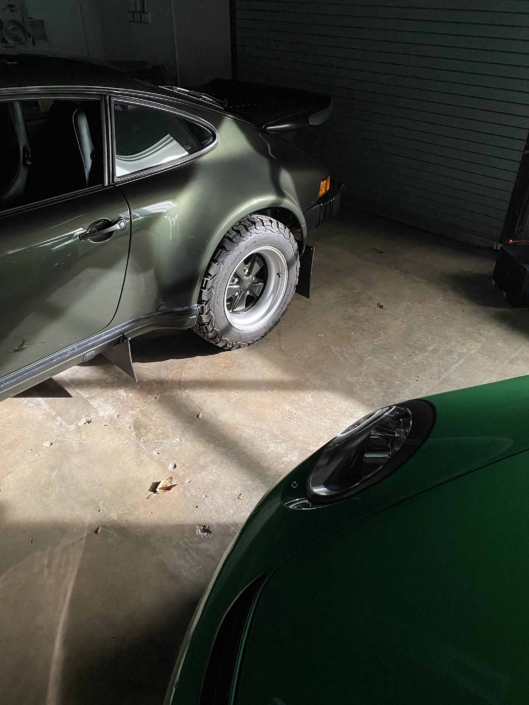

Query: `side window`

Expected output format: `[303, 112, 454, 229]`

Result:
[113, 102, 215, 177]
[0, 98, 103, 213]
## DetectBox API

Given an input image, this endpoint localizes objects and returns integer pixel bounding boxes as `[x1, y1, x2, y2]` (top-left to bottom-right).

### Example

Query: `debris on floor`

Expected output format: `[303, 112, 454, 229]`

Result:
[94, 526, 102, 535]
[168, 462, 177, 471]
[78, 416, 92, 426]
[42, 441, 53, 447]
[371, 247, 383, 254]
[196, 524, 213, 537]
[376, 302, 384, 309]
[152, 477, 177, 494]
[13, 338, 27, 352]
[238, 493, 245, 500]
[197, 412, 203, 419]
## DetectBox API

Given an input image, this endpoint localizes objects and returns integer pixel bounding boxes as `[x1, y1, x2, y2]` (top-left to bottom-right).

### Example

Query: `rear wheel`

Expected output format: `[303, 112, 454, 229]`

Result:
[194, 215, 299, 349]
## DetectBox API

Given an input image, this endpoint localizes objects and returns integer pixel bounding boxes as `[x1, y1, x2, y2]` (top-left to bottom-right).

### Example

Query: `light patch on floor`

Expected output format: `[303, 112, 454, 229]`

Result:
[0, 208, 528, 704]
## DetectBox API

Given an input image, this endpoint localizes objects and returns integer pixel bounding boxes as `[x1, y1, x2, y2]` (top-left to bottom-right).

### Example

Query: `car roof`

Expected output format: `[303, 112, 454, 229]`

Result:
[0, 52, 222, 112]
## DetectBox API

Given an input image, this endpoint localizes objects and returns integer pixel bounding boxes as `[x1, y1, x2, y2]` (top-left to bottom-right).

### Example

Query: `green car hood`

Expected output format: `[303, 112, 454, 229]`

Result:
[236, 448, 529, 705]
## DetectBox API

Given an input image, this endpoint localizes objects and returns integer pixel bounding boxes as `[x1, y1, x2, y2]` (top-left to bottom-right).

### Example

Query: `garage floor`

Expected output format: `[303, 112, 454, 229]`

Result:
[1, 207, 529, 705]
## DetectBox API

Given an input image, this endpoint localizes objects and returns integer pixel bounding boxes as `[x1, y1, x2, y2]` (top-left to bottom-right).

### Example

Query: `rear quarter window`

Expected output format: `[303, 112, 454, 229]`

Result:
[114, 102, 215, 177]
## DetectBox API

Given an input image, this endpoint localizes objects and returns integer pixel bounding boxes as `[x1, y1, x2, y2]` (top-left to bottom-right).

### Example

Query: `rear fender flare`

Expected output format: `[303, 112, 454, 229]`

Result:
[191, 197, 306, 305]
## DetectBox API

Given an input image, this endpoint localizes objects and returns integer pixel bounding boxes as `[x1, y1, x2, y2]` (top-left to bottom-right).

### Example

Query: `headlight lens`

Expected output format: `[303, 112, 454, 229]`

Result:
[308, 405, 420, 503]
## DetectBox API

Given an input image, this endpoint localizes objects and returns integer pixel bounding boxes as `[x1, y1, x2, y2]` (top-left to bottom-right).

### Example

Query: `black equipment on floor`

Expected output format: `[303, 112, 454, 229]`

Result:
[492, 243, 529, 307]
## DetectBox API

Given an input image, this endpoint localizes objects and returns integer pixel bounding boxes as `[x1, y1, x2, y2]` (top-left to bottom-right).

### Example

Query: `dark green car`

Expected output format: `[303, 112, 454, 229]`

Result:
[167, 376, 529, 705]
[0, 55, 339, 400]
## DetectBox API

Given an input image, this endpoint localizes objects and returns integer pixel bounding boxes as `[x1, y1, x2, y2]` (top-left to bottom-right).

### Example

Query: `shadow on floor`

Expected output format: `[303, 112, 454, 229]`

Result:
[17, 377, 73, 398]
[0, 510, 237, 705]
[132, 330, 222, 364]
[16, 331, 220, 398]
[444, 271, 510, 309]
[80, 330, 222, 366]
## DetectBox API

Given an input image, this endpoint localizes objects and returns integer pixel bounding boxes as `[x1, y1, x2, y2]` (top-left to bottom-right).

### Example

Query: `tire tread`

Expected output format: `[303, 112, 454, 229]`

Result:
[194, 216, 299, 350]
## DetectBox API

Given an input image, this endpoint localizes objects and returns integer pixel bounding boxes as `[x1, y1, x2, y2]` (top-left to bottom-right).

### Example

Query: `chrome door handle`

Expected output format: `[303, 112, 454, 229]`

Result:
[80, 218, 127, 243]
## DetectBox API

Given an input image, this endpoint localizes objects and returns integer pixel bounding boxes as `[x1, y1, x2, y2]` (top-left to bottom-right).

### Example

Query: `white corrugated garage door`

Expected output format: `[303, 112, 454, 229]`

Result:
[234, 0, 529, 247]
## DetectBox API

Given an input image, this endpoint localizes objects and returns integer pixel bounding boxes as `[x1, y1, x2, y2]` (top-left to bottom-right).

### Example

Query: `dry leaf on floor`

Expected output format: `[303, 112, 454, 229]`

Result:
[168, 462, 177, 471]
[153, 476, 177, 494]
[197, 412, 203, 419]
[238, 493, 245, 500]
[13, 338, 27, 352]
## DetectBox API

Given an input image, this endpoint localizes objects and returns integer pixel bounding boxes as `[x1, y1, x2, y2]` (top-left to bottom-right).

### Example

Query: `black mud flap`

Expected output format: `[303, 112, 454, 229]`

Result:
[103, 338, 138, 382]
[296, 245, 314, 299]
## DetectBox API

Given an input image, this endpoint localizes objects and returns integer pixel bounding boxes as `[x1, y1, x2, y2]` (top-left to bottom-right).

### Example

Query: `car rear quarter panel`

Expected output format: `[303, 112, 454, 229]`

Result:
[113, 106, 326, 324]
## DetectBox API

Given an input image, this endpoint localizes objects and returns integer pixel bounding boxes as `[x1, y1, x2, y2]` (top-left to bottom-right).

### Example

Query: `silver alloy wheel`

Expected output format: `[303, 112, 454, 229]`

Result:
[224, 246, 288, 331]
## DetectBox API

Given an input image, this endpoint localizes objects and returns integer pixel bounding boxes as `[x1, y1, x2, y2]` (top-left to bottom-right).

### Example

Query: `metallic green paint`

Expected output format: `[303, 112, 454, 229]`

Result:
[0, 187, 130, 378]
[240, 451, 529, 704]
[168, 375, 529, 705]
[0, 58, 330, 398]
[112, 104, 325, 323]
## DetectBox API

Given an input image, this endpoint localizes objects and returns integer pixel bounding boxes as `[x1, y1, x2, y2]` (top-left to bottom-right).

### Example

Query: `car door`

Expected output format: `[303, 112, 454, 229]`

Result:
[0, 94, 131, 380]
[107, 98, 217, 323]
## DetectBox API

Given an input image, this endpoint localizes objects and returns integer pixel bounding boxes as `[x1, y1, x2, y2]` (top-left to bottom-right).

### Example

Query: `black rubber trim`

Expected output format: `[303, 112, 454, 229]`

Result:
[304, 181, 342, 231]
[306, 399, 436, 505]
[199, 576, 265, 705]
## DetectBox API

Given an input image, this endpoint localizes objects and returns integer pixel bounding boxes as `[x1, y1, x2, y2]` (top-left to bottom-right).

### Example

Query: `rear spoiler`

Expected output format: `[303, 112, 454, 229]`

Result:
[189, 78, 333, 133]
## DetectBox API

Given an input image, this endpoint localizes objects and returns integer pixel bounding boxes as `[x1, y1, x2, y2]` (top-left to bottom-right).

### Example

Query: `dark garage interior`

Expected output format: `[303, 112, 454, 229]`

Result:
[2, 2, 529, 704]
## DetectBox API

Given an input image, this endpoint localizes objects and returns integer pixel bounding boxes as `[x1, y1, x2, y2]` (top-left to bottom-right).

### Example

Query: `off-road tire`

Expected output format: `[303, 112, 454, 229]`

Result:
[194, 215, 300, 349]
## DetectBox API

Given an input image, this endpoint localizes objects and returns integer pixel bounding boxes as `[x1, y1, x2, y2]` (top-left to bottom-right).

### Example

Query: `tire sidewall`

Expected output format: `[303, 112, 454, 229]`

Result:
[210, 228, 298, 345]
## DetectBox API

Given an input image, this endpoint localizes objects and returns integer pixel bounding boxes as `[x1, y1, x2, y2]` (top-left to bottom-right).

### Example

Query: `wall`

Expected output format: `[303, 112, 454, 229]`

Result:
[233, 0, 529, 248]
[95, 0, 178, 80]
[173, 0, 232, 85]
[0, 0, 232, 86]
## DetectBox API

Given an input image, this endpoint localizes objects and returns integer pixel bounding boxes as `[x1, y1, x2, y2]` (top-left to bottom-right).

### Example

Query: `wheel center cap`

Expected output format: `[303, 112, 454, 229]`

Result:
[241, 279, 251, 291]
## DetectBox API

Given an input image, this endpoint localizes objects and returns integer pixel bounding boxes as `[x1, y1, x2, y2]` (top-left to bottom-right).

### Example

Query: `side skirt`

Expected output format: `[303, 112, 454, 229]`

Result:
[0, 306, 198, 402]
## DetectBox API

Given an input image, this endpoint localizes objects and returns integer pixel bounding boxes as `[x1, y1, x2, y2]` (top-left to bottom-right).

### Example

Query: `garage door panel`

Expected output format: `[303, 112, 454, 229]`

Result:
[349, 164, 511, 214]
[240, 13, 529, 43]
[327, 123, 521, 164]
[322, 144, 516, 189]
[331, 109, 527, 149]
[347, 182, 505, 232]
[238, 29, 529, 69]
[238, 19, 529, 53]
[240, 0, 529, 8]
[236, 0, 529, 245]
[345, 175, 509, 223]
[239, 56, 529, 110]
[239, 48, 529, 94]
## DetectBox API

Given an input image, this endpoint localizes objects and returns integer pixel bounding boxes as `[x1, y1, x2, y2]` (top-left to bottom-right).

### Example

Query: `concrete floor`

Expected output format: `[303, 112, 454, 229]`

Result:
[1, 207, 529, 704]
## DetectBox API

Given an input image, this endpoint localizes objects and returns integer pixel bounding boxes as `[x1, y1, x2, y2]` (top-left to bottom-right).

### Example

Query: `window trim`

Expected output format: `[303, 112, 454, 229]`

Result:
[0, 91, 109, 220]
[110, 96, 218, 184]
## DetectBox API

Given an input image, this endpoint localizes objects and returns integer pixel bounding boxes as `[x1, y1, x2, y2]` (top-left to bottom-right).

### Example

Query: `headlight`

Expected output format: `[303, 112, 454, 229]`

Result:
[307, 400, 435, 503]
